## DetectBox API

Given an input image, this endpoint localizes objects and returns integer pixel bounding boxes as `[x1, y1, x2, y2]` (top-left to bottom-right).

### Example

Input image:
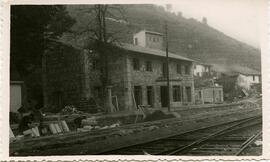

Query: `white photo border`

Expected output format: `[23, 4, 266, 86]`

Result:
[1, 0, 269, 161]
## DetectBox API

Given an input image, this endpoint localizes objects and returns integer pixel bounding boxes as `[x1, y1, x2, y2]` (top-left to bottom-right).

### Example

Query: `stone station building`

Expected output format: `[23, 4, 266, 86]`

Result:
[44, 30, 195, 112]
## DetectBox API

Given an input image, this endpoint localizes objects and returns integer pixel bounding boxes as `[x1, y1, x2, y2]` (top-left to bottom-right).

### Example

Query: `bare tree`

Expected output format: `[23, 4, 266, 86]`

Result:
[72, 4, 129, 112]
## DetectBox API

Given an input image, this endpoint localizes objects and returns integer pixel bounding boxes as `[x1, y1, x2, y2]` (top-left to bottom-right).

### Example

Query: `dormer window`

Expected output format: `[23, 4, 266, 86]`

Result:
[133, 30, 163, 50]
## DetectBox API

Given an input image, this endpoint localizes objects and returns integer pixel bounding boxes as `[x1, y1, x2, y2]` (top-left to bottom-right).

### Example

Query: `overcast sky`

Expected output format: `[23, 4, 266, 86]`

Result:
[162, 0, 265, 48]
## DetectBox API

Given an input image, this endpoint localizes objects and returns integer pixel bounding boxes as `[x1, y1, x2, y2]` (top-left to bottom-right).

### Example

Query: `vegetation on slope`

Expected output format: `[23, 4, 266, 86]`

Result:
[67, 4, 261, 71]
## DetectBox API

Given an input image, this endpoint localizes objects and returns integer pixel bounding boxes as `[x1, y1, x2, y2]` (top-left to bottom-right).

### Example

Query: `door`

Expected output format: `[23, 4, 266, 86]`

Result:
[147, 86, 154, 107]
[219, 90, 222, 102]
[160, 86, 168, 107]
[134, 86, 142, 107]
[186, 87, 192, 102]
[213, 90, 215, 103]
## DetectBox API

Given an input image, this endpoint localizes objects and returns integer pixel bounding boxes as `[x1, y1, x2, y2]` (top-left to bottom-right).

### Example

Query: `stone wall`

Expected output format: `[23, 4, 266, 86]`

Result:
[107, 51, 127, 111]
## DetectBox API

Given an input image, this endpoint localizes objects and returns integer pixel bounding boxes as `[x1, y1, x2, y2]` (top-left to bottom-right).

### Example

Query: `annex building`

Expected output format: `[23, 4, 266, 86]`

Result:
[44, 30, 195, 112]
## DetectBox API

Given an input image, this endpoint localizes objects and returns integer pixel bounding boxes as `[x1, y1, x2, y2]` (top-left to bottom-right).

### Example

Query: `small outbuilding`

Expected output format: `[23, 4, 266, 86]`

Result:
[10, 64, 25, 113]
[195, 86, 223, 104]
[10, 81, 24, 112]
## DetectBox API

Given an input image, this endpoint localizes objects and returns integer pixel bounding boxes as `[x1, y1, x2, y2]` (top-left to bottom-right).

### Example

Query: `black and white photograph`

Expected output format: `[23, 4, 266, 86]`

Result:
[3, 0, 269, 159]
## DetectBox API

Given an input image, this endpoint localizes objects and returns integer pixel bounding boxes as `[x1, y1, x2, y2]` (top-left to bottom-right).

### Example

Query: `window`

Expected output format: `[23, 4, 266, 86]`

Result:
[177, 64, 182, 74]
[162, 62, 167, 77]
[92, 59, 99, 70]
[134, 38, 138, 45]
[153, 37, 156, 42]
[94, 86, 102, 98]
[185, 65, 190, 75]
[157, 37, 159, 42]
[133, 58, 140, 70]
[173, 86, 181, 102]
[145, 61, 152, 71]
[253, 75, 255, 81]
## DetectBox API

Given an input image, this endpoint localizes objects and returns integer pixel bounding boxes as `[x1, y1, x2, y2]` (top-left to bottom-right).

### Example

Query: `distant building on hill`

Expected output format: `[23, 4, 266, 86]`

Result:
[193, 62, 212, 77]
[216, 66, 261, 90]
[202, 17, 208, 25]
[214, 65, 261, 100]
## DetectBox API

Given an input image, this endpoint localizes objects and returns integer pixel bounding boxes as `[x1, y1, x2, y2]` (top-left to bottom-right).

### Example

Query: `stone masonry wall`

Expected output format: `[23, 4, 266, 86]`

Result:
[125, 51, 195, 109]
[45, 44, 195, 112]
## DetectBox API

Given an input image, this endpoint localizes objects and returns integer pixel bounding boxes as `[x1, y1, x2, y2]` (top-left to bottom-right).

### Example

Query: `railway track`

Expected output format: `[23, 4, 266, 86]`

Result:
[98, 115, 262, 155]
[10, 108, 261, 156]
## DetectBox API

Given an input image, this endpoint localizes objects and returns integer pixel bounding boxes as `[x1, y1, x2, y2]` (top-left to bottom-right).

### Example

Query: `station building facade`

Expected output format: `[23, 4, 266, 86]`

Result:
[44, 30, 195, 112]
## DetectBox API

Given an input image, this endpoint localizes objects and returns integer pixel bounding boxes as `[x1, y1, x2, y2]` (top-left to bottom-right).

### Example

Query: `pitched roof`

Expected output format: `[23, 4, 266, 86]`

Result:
[119, 43, 193, 62]
[134, 30, 163, 36]
[59, 36, 193, 62]
[193, 59, 212, 66]
[235, 66, 261, 75]
[213, 64, 260, 76]
[144, 30, 163, 36]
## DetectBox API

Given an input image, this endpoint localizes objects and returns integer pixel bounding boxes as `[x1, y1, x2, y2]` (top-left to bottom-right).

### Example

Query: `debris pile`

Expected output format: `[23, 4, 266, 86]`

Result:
[10, 119, 70, 142]
[77, 116, 121, 132]
[61, 105, 84, 114]
[254, 140, 262, 146]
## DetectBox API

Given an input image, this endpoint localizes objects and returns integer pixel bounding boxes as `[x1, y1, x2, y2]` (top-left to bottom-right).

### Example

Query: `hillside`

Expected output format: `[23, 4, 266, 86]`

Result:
[66, 4, 261, 71]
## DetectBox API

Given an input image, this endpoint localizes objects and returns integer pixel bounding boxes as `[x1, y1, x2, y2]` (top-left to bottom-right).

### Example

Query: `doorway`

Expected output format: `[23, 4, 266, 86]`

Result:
[147, 86, 154, 107]
[134, 86, 142, 107]
[185, 86, 192, 102]
[160, 86, 168, 107]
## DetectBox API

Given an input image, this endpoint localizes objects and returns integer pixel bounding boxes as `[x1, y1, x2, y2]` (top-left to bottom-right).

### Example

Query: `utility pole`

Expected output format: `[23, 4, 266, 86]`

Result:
[165, 20, 170, 112]
[165, 4, 172, 112]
